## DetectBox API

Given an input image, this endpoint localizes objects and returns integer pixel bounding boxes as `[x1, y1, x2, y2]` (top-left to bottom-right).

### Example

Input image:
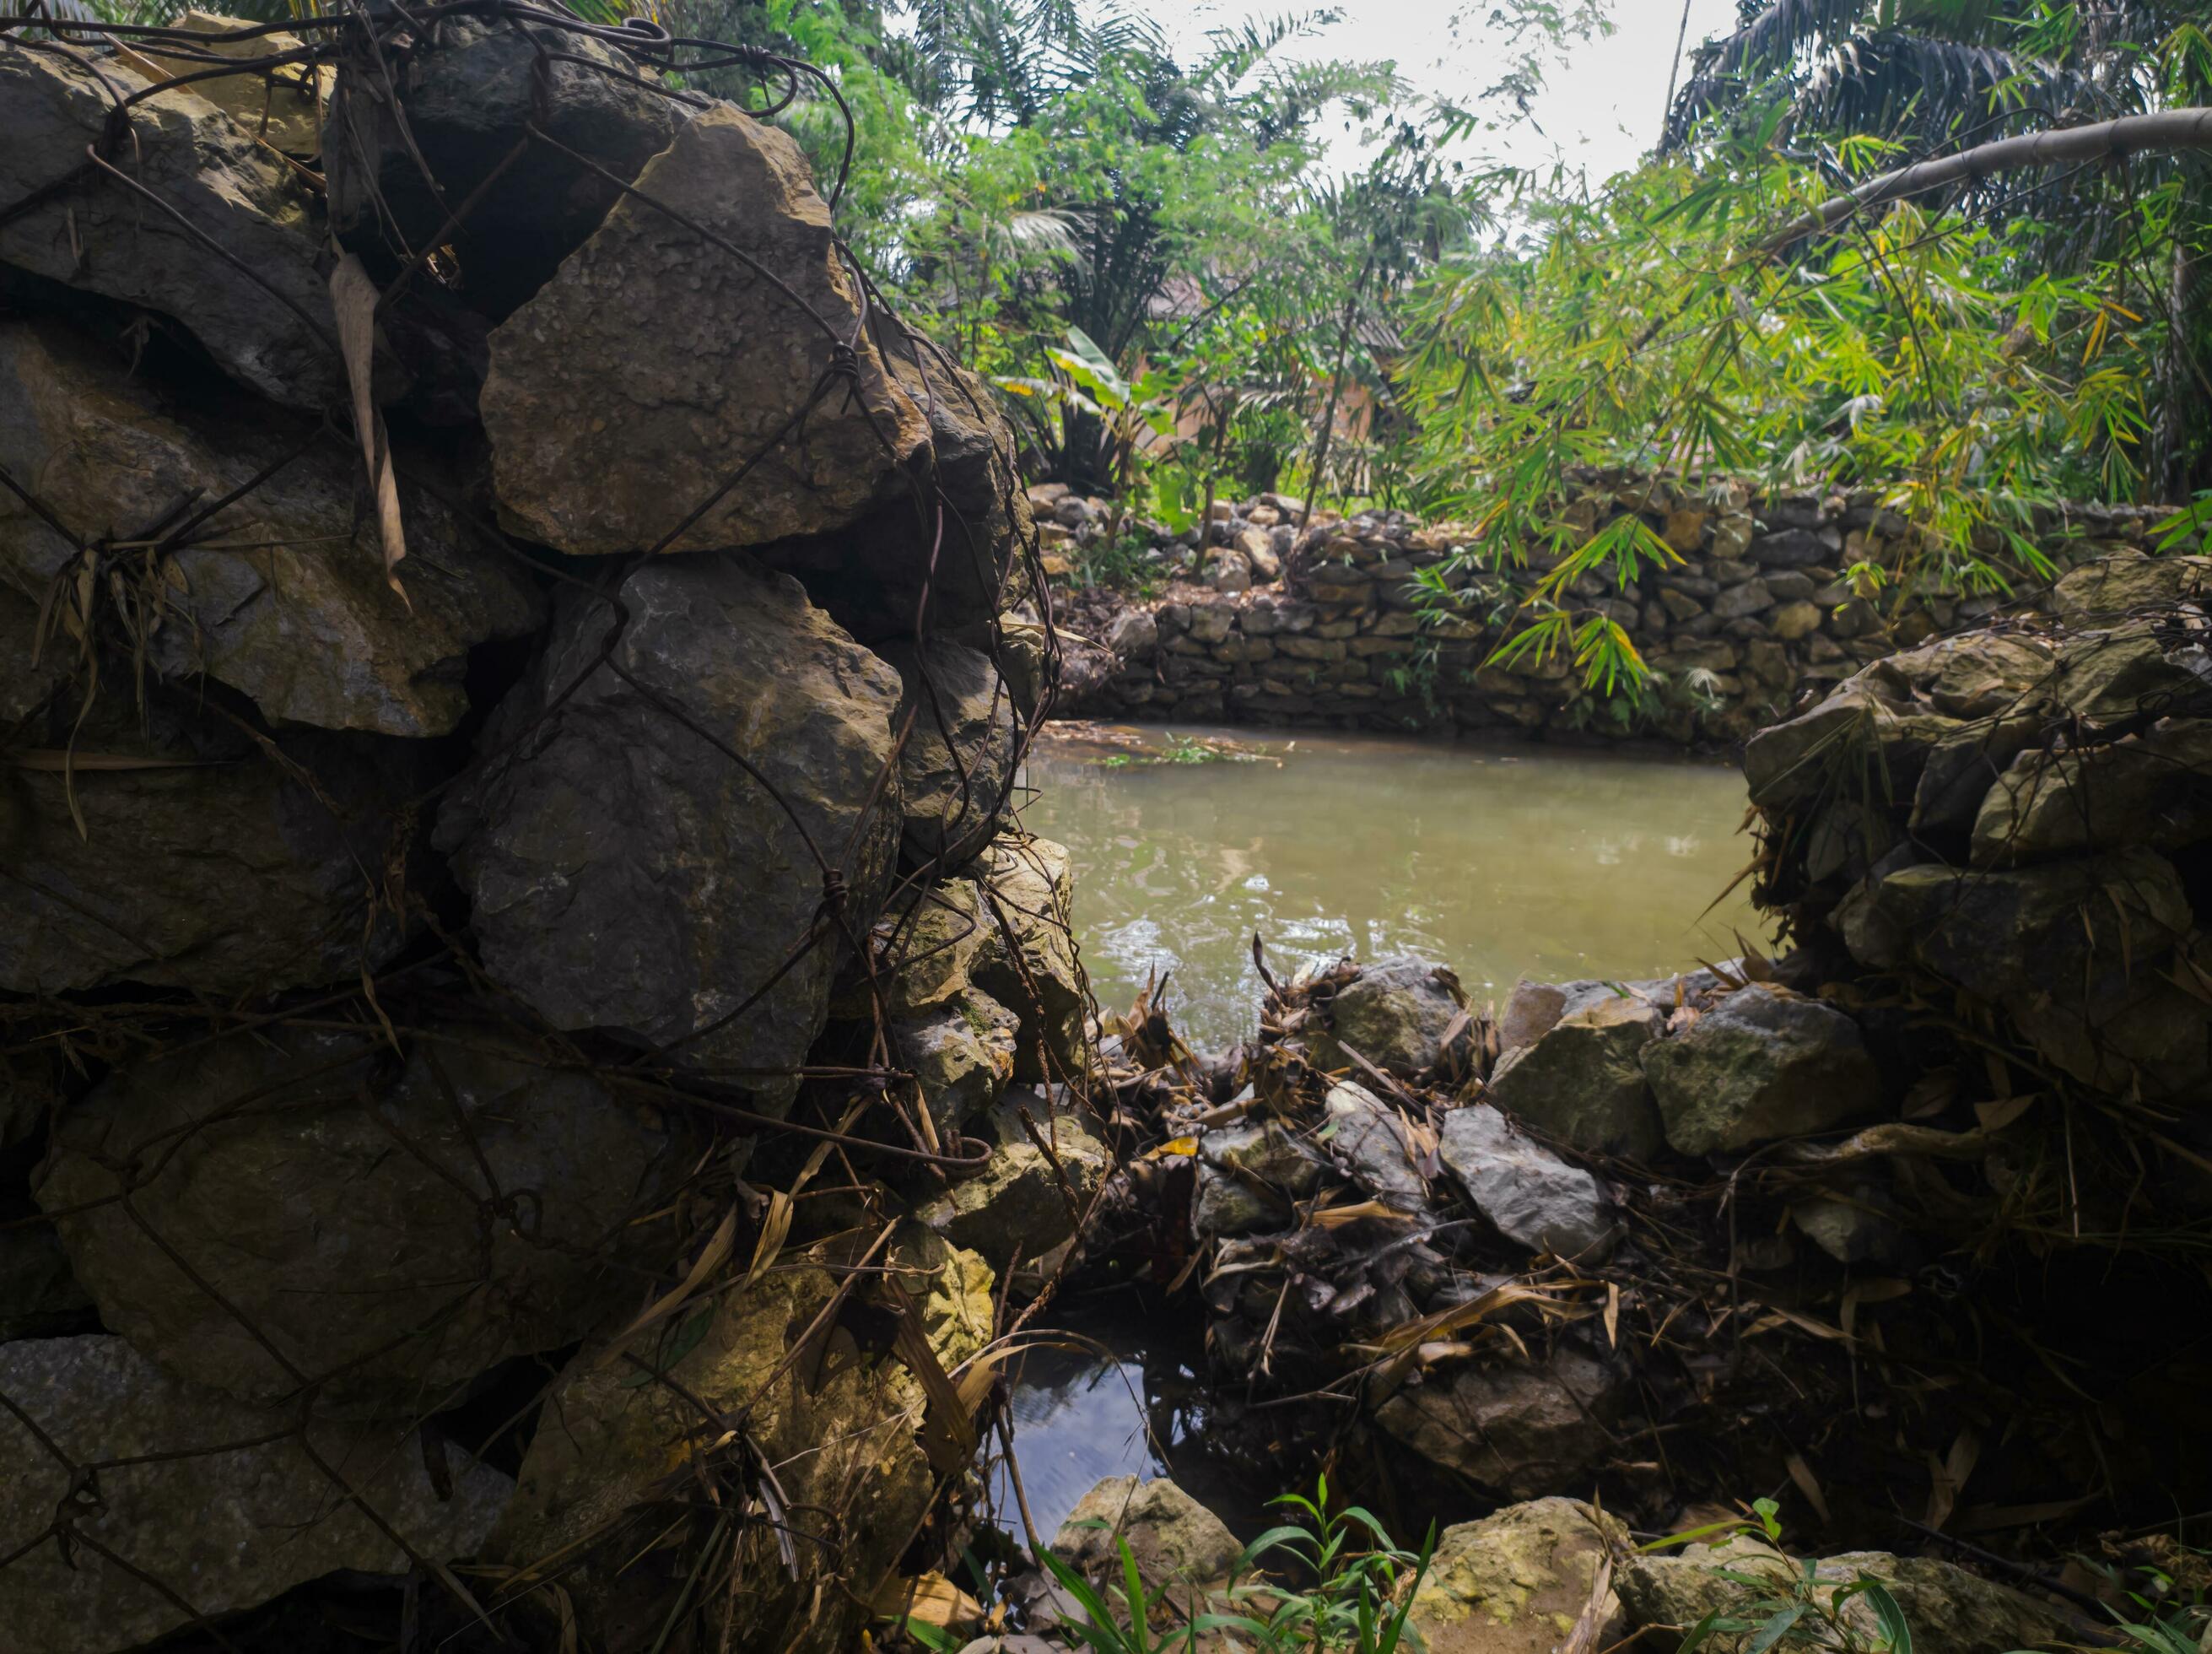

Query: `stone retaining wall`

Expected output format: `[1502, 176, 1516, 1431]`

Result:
[1052, 477, 2179, 743]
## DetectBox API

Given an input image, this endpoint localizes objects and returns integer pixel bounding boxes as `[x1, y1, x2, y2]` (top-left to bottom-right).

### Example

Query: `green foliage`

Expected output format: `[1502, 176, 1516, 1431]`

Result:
[1645, 1500, 1919, 1654]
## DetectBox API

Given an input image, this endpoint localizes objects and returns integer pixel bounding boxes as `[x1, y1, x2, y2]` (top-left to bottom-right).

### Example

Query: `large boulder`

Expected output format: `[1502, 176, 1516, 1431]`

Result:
[1876, 632, 2058, 719]
[0, 1335, 510, 1654]
[1641, 987, 1880, 1156]
[38, 1026, 679, 1416]
[2052, 552, 2212, 630]
[1, 40, 336, 408]
[1835, 845, 2193, 1002]
[0, 316, 541, 737]
[435, 556, 902, 1107]
[1314, 955, 1472, 1078]
[326, 14, 688, 316]
[489, 1225, 992, 1654]
[1438, 1103, 1616, 1262]
[1374, 1347, 1625, 1500]
[882, 638, 1021, 870]
[1484, 997, 1665, 1162]
[971, 834, 1090, 1082]
[114, 11, 329, 159]
[1407, 1498, 1627, 1654]
[1619, 1541, 2077, 1654]
[1051, 1475, 1241, 1591]
[1743, 683, 1962, 810]
[915, 1090, 1109, 1259]
[2056, 622, 2212, 727]
[1972, 719, 2212, 867]
[0, 689, 424, 997]
[481, 105, 927, 556]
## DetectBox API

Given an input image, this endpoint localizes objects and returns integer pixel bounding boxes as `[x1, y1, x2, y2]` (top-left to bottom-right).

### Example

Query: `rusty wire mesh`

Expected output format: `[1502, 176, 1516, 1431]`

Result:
[0, 3, 1123, 1646]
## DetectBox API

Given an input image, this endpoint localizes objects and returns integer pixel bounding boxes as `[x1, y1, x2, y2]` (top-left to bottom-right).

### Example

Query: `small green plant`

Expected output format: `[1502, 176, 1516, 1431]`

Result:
[1648, 1500, 1917, 1653]
[1076, 530, 1163, 597]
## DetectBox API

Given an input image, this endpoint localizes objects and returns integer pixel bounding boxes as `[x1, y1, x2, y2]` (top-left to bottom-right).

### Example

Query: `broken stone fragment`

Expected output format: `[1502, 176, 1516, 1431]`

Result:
[1, 40, 337, 408]
[881, 638, 1021, 870]
[835, 871, 997, 1019]
[1314, 954, 1472, 1078]
[1052, 1475, 1242, 1590]
[0, 1335, 511, 1654]
[326, 14, 688, 316]
[114, 10, 331, 159]
[1192, 1117, 1325, 1238]
[0, 687, 427, 997]
[38, 1025, 680, 1417]
[1407, 1497, 1627, 1654]
[970, 833, 1090, 1082]
[1972, 719, 2212, 867]
[1485, 997, 1665, 1162]
[1373, 1346, 1625, 1500]
[1742, 683, 1962, 809]
[1437, 1102, 1616, 1262]
[1323, 1078, 1430, 1212]
[481, 105, 928, 556]
[894, 988, 1018, 1137]
[914, 1089, 1109, 1257]
[0, 316, 542, 738]
[489, 1224, 991, 1654]
[1640, 987, 1880, 1156]
[436, 555, 903, 1109]
[2052, 551, 2212, 630]
[2055, 621, 2212, 727]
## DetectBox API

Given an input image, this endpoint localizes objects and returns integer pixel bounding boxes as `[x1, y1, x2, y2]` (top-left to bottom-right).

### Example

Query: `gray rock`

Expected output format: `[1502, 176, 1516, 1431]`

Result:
[326, 14, 688, 316]
[882, 639, 1019, 869]
[1374, 1347, 1624, 1499]
[0, 1335, 511, 1654]
[1880, 632, 2058, 719]
[1438, 1103, 1616, 1261]
[1709, 578, 1773, 619]
[1836, 845, 2192, 1002]
[1743, 684, 1961, 808]
[2, 41, 336, 408]
[1053, 1475, 1240, 1589]
[436, 556, 902, 1107]
[1, 687, 425, 997]
[893, 989, 1017, 1136]
[1972, 719, 2212, 866]
[1192, 1118, 1325, 1238]
[1790, 1183, 1914, 1266]
[1486, 997, 1666, 1162]
[1109, 608, 1160, 657]
[1316, 955, 1472, 1077]
[1407, 1498, 1627, 1654]
[836, 871, 995, 1019]
[916, 1091, 1109, 1257]
[1748, 528, 1832, 566]
[1909, 716, 2042, 837]
[2056, 622, 2212, 727]
[2015, 970, 2212, 1101]
[1620, 1542, 2075, 1654]
[2052, 553, 2212, 630]
[1641, 988, 1880, 1155]
[39, 1026, 678, 1417]
[482, 105, 928, 556]
[1323, 1079, 1430, 1212]
[0, 316, 542, 737]
[970, 834, 1089, 1082]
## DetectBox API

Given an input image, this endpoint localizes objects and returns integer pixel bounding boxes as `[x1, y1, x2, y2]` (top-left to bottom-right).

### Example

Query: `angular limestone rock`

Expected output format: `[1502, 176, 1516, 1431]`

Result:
[971, 833, 1089, 1081]
[2056, 622, 2212, 727]
[836, 871, 996, 1019]
[1408, 1497, 1627, 1654]
[2053, 552, 2212, 630]
[0, 1336, 510, 1654]
[882, 638, 1020, 870]
[1641, 988, 1880, 1156]
[436, 557, 902, 1107]
[1619, 1542, 2076, 1654]
[894, 989, 1017, 1136]
[1438, 1103, 1616, 1262]
[1, 41, 336, 408]
[490, 1226, 991, 1654]
[1323, 1079, 1430, 1212]
[0, 689, 424, 997]
[1878, 632, 2057, 720]
[1743, 684, 1961, 810]
[1052, 1475, 1241, 1589]
[115, 11, 330, 158]
[0, 317, 541, 737]
[1836, 845, 2193, 1002]
[39, 1026, 677, 1416]
[1315, 955, 1472, 1078]
[482, 105, 927, 555]
[917, 1090, 1108, 1257]
[326, 14, 688, 316]
[1374, 1347, 1624, 1500]
[1193, 1118, 1325, 1238]
[1972, 720, 2212, 867]
[1485, 997, 1664, 1162]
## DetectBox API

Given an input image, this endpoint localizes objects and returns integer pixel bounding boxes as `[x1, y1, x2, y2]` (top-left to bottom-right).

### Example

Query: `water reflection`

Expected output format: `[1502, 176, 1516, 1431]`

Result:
[1018, 724, 1764, 1050]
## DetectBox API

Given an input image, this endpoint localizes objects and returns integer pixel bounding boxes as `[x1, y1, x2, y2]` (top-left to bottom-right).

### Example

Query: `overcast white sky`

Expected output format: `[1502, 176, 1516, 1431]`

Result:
[1167, 0, 1745, 185]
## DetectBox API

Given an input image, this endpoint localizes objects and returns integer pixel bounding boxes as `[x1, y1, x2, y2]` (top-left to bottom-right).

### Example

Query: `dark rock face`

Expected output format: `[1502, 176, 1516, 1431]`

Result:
[325, 15, 689, 316]
[0, 1335, 511, 1654]
[1437, 1101, 1616, 1262]
[38, 1027, 678, 1416]
[0, 316, 542, 737]
[435, 556, 903, 1106]
[480, 105, 928, 556]
[882, 638, 1021, 870]
[1, 41, 337, 408]
[1642, 987, 1882, 1155]
[0, 690, 425, 997]
[1484, 996, 1665, 1161]
[1373, 1347, 1626, 1500]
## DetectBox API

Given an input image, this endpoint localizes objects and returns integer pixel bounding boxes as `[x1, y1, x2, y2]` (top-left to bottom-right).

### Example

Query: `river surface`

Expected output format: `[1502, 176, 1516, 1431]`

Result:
[1017, 722, 1765, 1051]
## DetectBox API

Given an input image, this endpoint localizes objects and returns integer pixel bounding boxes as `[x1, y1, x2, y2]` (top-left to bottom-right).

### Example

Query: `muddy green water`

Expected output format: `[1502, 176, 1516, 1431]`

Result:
[1018, 723, 1766, 1051]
